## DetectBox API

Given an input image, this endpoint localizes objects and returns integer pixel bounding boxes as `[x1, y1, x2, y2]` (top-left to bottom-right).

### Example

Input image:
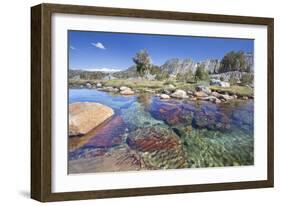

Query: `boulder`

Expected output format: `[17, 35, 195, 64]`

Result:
[101, 86, 119, 93]
[170, 89, 188, 99]
[214, 98, 222, 104]
[196, 85, 211, 94]
[85, 83, 92, 88]
[219, 94, 232, 101]
[211, 91, 221, 98]
[242, 96, 249, 100]
[96, 83, 102, 88]
[194, 91, 208, 98]
[186, 90, 194, 95]
[113, 88, 119, 92]
[210, 79, 230, 87]
[120, 86, 130, 91]
[120, 89, 135, 95]
[210, 79, 221, 86]
[69, 116, 126, 152]
[160, 94, 170, 99]
[220, 81, 230, 87]
[69, 102, 114, 136]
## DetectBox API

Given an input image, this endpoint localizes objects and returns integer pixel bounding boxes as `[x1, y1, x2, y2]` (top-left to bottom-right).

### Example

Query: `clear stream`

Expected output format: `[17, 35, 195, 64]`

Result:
[69, 88, 254, 170]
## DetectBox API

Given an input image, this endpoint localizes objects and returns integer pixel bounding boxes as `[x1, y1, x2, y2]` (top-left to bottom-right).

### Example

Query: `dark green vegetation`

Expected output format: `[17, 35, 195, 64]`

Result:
[219, 51, 253, 73]
[133, 49, 153, 77]
[194, 64, 209, 81]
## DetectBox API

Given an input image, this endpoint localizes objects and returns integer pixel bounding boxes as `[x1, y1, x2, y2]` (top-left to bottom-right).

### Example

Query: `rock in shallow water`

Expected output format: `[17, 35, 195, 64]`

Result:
[193, 111, 231, 131]
[69, 146, 143, 173]
[150, 101, 194, 126]
[69, 102, 114, 136]
[68, 115, 126, 152]
[126, 127, 188, 169]
[85, 116, 127, 148]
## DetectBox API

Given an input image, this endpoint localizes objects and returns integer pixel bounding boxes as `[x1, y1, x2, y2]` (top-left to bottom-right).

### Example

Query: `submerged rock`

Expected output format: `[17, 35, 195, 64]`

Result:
[126, 127, 187, 169]
[69, 102, 114, 136]
[122, 102, 164, 128]
[193, 111, 230, 131]
[150, 101, 194, 126]
[69, 146, 143, 173]
[85, 116, 127, 148]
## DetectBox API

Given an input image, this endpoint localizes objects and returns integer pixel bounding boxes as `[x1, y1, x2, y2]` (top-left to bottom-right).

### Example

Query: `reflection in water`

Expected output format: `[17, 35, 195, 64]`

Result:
[137, 93, 152, 111]
[68, 89, 254, 173]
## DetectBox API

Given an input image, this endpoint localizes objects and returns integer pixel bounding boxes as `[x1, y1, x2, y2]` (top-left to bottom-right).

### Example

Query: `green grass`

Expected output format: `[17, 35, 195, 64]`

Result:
[103, 79, 164, 90]
[69, 79, 253, 97]
[209, 85, 253, 96]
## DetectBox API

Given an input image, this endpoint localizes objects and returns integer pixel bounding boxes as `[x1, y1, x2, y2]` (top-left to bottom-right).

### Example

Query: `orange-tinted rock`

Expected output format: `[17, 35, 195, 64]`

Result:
[69, 115, 126, 151]
[86, 116, 126, 148]
[126, 127, 187, 169]
[150, 103, 193, 126]
[69, 102, 114, 136]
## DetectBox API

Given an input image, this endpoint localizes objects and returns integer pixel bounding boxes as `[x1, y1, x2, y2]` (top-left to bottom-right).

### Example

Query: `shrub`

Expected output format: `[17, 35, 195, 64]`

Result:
[219, 51, 247, 73]
[195, 65, 209, 82]
[240, 73, 254, 85]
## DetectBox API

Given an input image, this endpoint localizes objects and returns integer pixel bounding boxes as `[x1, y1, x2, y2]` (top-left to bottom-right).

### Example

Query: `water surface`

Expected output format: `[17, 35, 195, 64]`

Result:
[68, 89, 254, 173]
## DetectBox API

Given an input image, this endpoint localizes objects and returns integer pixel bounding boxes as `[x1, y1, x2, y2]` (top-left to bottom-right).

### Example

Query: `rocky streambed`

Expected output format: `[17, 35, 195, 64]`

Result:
[68, 88, 254, 174]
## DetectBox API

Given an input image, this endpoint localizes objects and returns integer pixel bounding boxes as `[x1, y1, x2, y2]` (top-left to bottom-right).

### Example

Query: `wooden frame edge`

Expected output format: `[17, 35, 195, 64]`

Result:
[31, 3, 274, 202]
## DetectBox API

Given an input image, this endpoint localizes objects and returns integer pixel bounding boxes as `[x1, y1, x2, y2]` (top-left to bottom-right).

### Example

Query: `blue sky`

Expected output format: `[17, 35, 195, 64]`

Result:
[68, 30, 254, 71]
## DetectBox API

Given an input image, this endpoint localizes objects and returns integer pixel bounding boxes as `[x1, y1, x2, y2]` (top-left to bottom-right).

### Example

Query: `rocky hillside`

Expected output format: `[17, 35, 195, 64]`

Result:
[160, 58, 197, 74]
[69, 52, 253, 81]
[69, 69, 110, 80]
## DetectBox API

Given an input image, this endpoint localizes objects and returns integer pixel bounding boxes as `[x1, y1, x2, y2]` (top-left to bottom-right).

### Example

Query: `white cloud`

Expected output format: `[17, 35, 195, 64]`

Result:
[91, 42, 106, 50]
[70, 45, 75, 50]
[72, 68, 121, 73]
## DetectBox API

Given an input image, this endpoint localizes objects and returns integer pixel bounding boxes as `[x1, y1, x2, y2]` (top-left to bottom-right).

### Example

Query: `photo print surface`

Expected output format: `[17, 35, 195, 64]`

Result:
[67, 30, 254, 174]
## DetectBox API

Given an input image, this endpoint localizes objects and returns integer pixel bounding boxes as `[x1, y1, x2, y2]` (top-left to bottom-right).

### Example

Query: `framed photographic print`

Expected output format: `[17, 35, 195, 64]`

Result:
[31, 3, 274, 202]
